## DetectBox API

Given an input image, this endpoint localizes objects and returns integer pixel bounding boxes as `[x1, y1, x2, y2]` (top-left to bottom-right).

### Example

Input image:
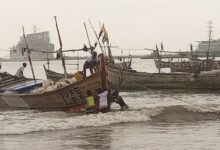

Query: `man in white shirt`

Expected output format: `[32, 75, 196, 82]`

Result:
[98, 90, 109, 113]
[83, 51, 97, 78]
[15, 63, 27, 78]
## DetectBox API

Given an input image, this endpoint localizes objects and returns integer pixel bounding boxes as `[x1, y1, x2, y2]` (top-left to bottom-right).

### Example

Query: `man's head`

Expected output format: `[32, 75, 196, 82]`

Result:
[23, 62, 27, 68]
[87, 90, 92, 96]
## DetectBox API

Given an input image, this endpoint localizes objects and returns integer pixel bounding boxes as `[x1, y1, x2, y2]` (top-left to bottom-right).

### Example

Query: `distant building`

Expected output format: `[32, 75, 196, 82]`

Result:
[197, 40, 220, 54]
[10, 31, 54, 60]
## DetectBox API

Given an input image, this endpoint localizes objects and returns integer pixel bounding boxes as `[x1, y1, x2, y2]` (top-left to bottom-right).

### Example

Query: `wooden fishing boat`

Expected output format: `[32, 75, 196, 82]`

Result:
[43, 65, 74, 82]
[153, 45, 220, 73]
[107, 66, 220, 90]
[43, 60, 132, 83]
[108, 59, 132, 70]
[0, 72, 39, 107]
[154, 52, 220, 73]
[170, 59, 220, 73]
[43, 55, 132, 82]
[44, 61, 132, 82]
[0, 73, 31, 90]
[0, 54, 107, 110]
[154, 59, 180, 69]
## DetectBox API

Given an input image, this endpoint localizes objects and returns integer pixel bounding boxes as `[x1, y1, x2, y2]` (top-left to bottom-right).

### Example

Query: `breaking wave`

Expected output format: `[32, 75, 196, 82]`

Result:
[0, 105, 219, 135]
[150, 105, 220, 122]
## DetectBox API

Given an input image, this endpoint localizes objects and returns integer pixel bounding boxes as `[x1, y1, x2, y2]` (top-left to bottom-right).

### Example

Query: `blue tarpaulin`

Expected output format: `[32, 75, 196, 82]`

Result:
[7, 80, 43, 93]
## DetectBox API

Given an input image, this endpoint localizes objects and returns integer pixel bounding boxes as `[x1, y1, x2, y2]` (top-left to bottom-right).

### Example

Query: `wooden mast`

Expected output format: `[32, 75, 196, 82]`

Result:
[99, 53, 106, 89]
[22, 26, 36, 80]
[190, 43, 194, 60]
[206, 21, 212, 71]
[83, 22, 92, 51]
[156, 44, 161, 73]
[87, 21, 107, 88]
[77, 52, 79, 71]
[54, 16, 67, 78]
[101, 24, 113, 63]
[88, 19, 104, 54]
[99, 22, 107, 56]
[46, 54, 50, 70]
[160, 42, 171, 63]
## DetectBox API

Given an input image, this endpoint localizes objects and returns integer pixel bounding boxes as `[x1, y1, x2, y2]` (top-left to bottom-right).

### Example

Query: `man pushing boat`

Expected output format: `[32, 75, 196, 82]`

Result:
[111, 90, 129, 110]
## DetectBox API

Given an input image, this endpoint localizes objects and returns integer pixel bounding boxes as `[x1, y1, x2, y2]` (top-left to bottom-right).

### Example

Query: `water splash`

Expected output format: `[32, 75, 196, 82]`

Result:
[1, 104, 220, 135]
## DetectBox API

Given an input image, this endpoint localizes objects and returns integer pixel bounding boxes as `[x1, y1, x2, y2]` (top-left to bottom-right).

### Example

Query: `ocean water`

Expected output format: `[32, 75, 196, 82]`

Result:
[1, 58, 220, 150]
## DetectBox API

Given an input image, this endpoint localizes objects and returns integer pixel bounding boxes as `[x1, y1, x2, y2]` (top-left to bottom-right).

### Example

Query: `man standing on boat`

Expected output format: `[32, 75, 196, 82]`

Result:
[15, 62, 27, 78]
[83, 51, 98, 78]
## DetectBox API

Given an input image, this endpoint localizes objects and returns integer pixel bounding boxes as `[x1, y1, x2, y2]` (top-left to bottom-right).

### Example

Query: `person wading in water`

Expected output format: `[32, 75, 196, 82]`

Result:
[111, 90, 129, 110]
[85, 90, 96, 114]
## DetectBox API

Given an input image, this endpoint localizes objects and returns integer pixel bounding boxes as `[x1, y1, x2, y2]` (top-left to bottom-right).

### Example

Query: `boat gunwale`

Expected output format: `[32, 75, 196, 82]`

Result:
[1, 71, 102, 97]
[107, 66, 192, 76]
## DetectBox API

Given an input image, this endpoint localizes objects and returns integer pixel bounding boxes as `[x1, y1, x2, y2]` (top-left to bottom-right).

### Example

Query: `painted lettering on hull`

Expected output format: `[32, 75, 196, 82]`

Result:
[60, 87, 85, 105]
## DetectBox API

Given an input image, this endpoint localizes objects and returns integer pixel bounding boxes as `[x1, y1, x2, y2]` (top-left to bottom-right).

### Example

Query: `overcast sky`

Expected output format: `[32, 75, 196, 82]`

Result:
[0, 0, 219, 57]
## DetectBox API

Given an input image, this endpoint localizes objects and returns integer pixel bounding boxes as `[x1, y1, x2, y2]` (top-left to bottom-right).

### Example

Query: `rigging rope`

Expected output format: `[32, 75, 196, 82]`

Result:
[113, 68, 218, 112]
[117, 68, 153, 91]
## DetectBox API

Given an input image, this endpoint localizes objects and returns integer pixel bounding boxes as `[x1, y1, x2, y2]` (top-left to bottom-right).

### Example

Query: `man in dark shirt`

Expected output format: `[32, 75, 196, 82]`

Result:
[111, 90, 129, 110]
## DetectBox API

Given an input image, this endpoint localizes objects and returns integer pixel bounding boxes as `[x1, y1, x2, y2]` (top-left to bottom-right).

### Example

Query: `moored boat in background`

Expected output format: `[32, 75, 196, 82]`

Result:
[43, 64, 74, 82]
[107, 66, 220, 90]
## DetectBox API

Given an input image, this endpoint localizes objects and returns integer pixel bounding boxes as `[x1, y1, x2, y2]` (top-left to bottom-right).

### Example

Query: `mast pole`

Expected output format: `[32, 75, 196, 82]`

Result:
[22, 26, 36, 80]
[88, 19, 104, 54]
[77, 52, 79, 71]
[190, 43, 194, 60]
[54, 16, 67, 78]
[206, 21, 212, 70]
[47, 54, 50, 70]
[83, 22, 92, 50]
[99, 21, 107, 56]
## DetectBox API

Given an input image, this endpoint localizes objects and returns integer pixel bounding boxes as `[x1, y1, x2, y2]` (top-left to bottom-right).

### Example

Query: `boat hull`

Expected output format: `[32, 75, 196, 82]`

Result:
[0, 72, 33, 108]
[107, 67, 220, 90]
[43, 65, 74, 82]
[113, 60, 132, 70]
[1, 72, 102, 109]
